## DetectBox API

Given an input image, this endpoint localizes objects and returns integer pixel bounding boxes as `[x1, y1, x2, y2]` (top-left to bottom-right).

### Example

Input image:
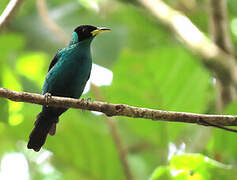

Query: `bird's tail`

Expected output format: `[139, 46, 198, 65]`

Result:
[27, 112, 58, 152]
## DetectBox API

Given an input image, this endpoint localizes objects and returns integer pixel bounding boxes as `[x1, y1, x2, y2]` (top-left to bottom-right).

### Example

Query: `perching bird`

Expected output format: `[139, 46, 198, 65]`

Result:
[27, 25, 110, 152]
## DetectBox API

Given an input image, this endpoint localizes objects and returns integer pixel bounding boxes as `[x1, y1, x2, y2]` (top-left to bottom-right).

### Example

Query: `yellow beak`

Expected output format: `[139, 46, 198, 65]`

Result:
[91, 27, 111, 36]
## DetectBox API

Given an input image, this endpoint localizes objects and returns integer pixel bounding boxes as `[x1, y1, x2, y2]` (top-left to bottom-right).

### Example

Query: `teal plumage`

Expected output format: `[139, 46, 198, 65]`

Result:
[27, 25, 110, 152]
[43, 35, 93, 98]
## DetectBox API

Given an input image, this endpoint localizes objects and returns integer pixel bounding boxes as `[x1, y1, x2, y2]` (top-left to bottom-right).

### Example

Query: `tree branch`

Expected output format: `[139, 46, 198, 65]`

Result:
[136, 0, 237, 87]
[1, 88, 237, 127]
[209, 0, 236, 110]
[90, 84, 134, 180]
[0, 0, 24, 30]
[209, 0, 234, 56]
[36, 0, 69, 44]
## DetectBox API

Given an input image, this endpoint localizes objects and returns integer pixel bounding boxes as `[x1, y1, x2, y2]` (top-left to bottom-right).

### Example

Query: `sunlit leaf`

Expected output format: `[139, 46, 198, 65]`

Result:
[9, 114, 24, 126]
[150, 154, 237, 180]
[16, 52, 48, 85]
[78, 0, 100, 12]
[2, 65, 23, 126]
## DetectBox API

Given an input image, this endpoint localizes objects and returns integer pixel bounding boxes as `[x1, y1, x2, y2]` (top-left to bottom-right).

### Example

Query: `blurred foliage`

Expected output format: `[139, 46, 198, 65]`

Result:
[0, 0, 237, 179]
[150, 153, 237, 180]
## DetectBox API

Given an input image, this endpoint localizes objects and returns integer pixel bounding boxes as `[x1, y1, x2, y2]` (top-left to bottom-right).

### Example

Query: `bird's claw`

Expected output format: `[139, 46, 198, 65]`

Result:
[80, 98, 92, 113]
[44, 93, 52, 107]
[86, 97, 92, 103]
[81, 97, 91, 105]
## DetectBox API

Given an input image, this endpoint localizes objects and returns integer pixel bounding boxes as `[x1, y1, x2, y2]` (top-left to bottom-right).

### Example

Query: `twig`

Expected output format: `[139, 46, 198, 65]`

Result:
[1, 88, 237, 127]
[209, 0, 234, 55]
[36, 0, 69, 44]
[105, 118, 134, 180]
[90, 84, 134, 180]
[209, 0, 236, 110]
[137, 0, 237, 87]
[0, 0, 24, 30]
[199, 119, 237, 133]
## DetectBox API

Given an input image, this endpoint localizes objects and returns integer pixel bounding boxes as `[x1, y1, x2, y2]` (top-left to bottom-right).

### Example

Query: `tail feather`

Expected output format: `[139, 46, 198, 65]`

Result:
[27, 112, 58, 152]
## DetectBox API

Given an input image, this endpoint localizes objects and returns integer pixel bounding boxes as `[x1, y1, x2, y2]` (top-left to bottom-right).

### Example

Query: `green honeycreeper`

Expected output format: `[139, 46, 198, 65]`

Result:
[27, 25, 110, 152]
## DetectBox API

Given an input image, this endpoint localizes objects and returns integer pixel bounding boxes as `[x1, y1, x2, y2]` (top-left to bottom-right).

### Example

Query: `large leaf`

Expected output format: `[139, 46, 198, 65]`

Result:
[102, 46, 212, 144]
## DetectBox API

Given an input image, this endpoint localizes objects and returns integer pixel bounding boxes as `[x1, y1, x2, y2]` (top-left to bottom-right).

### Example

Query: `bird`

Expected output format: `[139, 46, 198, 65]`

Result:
[27, 25, 110, 152]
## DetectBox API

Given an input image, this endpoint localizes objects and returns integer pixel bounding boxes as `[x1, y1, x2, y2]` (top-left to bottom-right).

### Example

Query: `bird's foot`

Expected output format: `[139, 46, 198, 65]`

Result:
[44, 93, 52, 107]
[80, 98, 92, 113]
[81, 97, 92, 106]
[86, 97, 92, 103]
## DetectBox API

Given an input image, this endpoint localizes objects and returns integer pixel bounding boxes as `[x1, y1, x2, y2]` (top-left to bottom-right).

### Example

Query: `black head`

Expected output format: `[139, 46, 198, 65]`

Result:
[74, 25, 110, 42]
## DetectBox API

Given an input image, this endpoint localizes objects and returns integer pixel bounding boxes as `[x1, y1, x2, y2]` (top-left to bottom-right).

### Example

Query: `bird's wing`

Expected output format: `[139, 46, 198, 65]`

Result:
[48, 49, 64, 72]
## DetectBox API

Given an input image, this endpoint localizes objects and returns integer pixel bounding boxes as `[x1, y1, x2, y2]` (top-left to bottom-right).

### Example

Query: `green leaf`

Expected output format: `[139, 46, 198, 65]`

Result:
[0, 33, 25, 62]
[16, 52, 48, 85]
[105, 46, 211, 112]
[102, 46, 212, 146]
[1, 65, 24, 126]
[150, 153, 237, 180]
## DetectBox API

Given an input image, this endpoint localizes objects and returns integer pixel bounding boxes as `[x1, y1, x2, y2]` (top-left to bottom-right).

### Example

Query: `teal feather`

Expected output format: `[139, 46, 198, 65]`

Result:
[43, 35, 93, 98]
